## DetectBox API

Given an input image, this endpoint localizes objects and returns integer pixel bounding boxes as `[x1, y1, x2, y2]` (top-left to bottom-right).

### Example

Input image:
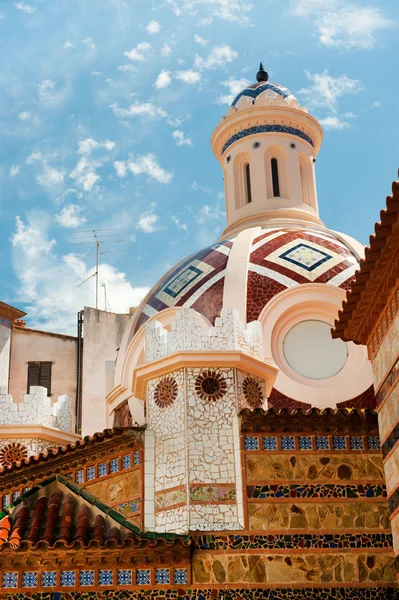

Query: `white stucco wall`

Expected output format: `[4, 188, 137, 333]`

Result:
[81, 307, 130, 436]
[9, 327, 78, 416]
[0, 324, 11, 392]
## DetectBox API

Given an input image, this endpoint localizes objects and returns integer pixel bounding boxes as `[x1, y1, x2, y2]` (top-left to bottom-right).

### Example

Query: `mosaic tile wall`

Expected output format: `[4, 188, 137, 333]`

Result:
[0, 385, 72, 432]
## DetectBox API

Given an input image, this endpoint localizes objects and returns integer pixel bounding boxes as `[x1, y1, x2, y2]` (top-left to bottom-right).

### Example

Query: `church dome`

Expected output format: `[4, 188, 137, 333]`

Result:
[133, 225, 359, 335]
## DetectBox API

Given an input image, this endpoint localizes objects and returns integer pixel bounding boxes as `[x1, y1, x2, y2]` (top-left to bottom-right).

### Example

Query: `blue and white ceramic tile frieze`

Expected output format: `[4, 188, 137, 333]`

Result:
[60, 571, 76, 587]
[299, 436, 312, 450]
[155, 569, 170, 584]
[333, 436, 346, 450]
[350, 436, 364, 450]
[87, 465, 96, 480]
[316, 436, 329, 450]
[117, 570, 132, 585]
[367, 436, 380, 450]
[136, 569, 151, 585]
[134, 450, 140, 464]
[80, 571, 95, 586]
[110, 458, 119, 473]
[22, 572, 38, 588]
[244, 436, 259, 450]
[98, 462, 107, 477]
[98, 570, 113, 586]
[281, 436, 295, 450]
[76, 470, 84, 484]
[122, 454, 131, 469]
[173, 569, 188, 584]
[262, 436, 277, 450]
[41, 572, 57, 587]
[222, 125, 314, 154]
[2, 573, 18, 588]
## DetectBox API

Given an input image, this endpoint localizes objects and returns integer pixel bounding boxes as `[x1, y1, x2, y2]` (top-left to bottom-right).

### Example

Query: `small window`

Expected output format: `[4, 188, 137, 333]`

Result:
[27, 362, 52, 395]
[245, 163, 252, 204]
[271, 158, 280, 197]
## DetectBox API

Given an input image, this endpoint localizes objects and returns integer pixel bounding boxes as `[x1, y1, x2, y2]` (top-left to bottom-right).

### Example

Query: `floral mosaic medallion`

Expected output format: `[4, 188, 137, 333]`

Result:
[243, 377, 263, 408]
[154, 376, 178, 409]
[0, 443, 28, 467]
[195, 370, 227, 402]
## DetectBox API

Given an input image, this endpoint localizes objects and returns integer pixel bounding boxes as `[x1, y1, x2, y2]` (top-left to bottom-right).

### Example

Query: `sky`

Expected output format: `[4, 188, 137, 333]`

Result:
[1, 0, 398, 334]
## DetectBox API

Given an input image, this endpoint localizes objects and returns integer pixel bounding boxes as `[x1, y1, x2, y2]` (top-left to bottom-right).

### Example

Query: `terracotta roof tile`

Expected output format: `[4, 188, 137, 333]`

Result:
[333, 179, 399, 344]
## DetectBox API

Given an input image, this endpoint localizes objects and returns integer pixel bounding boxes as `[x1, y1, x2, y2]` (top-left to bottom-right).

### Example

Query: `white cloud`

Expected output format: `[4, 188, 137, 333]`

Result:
[64, 41, 74, 49]
[10, 165, 20, 177]
[18, 111, 30, 121]
[113, 161, 127, 178]
[110, 101, 167, 119]
[38, 79, 56, 95]
[117, 64, 136, 72]
[124, 42, 152, 61]
[175, 70, 201, 84]
[217, 76, 249, 104]
[173, 130, 192, 146]
[146, 20, 160, 34]
[290, 0, 395, 49]
[194, 34, 208, 46]
[171, 215, 188, 231]
[298, 69, 363, 112]
[136, 210, 160, 233]
[197, 203, 225, 224]
[318, 115, 351, 130]
[82, 36, 96, 50]
[127, 154, 173, 184]
[78, 137, 115, 155]
[55, 204, 87, 228]
[371, 100, 382, 108]
[37, 79, 67, 106]
[26, 153, 65, 187]
[194, 45, 238, 70]
[166, 0, 251, 24]
[10, 214, 149, 333]
[14, 2, 36, 13]
[161, 43, 172, 57]
[155, 70, 172, 89]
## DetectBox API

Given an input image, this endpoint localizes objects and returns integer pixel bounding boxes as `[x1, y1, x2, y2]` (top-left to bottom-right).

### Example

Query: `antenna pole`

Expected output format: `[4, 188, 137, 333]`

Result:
[95, 239, 99, 310]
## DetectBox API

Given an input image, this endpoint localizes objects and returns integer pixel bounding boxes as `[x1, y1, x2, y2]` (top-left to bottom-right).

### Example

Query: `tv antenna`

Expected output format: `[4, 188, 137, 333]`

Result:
[72, 229, 128, 309]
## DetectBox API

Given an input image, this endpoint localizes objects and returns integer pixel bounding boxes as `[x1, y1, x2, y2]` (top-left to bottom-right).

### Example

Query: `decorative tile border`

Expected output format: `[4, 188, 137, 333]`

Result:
[222, 124, 314, 154]
[246, 483, 387, 500]
[382, 423, 399, 459]
[189, 485, 236, 502]
[243, 434, 380, 453]
[376, 355, 399, 407]
[155, 488, 187, 511]
[0, 587, 397, 599]
[368, 286, 398, 361]
[194, 532, 393, 551]
[0, 568, 189, 590]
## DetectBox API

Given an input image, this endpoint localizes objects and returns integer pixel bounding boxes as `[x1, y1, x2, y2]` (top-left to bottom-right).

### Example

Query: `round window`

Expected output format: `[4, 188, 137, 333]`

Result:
[283, 320, 348, 380]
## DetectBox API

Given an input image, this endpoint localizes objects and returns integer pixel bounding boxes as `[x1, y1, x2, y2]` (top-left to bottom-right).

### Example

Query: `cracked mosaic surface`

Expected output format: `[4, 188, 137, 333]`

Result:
[247, 483, 387, 499]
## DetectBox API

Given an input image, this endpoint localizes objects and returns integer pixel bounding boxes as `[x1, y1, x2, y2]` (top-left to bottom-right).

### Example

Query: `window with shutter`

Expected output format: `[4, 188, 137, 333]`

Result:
[27, 362, 52, 395]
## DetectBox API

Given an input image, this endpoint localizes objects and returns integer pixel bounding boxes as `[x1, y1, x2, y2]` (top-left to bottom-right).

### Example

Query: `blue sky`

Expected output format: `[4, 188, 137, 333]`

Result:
[1, 0, 398, 333]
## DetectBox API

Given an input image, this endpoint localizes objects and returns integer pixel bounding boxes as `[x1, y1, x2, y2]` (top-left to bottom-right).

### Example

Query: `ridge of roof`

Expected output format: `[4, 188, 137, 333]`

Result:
[332, 179, 399, 344]
[0, 426, 145, 476]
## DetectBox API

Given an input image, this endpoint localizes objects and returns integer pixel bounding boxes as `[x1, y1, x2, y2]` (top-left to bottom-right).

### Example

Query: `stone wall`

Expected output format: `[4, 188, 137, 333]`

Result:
[0, 321, 11, 391]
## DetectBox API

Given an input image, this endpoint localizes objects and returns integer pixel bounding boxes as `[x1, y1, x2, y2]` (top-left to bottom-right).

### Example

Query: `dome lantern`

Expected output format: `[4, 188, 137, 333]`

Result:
[211, 65, 324, 237]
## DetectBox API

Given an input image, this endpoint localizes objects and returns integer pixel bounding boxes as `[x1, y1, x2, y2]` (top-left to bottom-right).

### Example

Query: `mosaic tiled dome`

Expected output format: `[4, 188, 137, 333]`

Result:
[230, 81, 306, 113]
[133, 227, 358, 335]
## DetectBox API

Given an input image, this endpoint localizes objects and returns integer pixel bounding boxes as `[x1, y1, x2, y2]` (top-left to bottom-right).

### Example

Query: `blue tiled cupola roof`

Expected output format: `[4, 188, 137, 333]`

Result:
[231, 82, 296, 108]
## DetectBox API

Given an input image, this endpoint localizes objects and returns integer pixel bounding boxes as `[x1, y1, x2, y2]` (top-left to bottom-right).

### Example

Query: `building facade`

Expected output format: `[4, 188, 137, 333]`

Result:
[0, 65, 397, 598]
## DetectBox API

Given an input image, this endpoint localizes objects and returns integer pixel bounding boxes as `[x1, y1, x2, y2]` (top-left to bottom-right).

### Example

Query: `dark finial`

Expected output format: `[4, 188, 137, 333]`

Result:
[256, 62, 268, 83]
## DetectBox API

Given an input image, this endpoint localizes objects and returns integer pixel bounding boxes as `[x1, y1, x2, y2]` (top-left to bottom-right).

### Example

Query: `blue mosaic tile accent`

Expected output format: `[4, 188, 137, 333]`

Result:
[222, 125, 314, 154]
[351, 436, 364, 450]
[174, 569, 188, 584]
[136, 569, 151, 585]
[80, 570, 95, 586]
[299, 436, 312, 450]
[98, 462, 107, 477]
[76, 470, 84, 484]
[60, 571, 75, 587]
[333, 436, 347, 450]
[41, 572, 57, 587]
[316, 436, 329, 450]
[262, 436, 277, 450]
[368, 436, 381, 450]
[117, 570, 132, 585]
[244, 436, 259, 450]
[22, 572, 37, 588]
[2, 494, 10, 507]
[164, 265, 202, 298]
[232, 82, 292, 107]
[134, 450, 140, 464]
[281, 436, 295, 450]
[155, 569, 170, 584]
[279, 243, 332, 272]
[87, 465, 96, 480]
[12, 490, 20, 501]
[98, 570, 113, 586]
[110, 458, 119, 472]
[2, 573, 18, 588]
[122, 454, 131, 469]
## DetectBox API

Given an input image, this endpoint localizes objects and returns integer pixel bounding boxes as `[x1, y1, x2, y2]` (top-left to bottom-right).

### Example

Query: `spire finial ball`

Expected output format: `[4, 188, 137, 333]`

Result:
[256, 62, 268, 83]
